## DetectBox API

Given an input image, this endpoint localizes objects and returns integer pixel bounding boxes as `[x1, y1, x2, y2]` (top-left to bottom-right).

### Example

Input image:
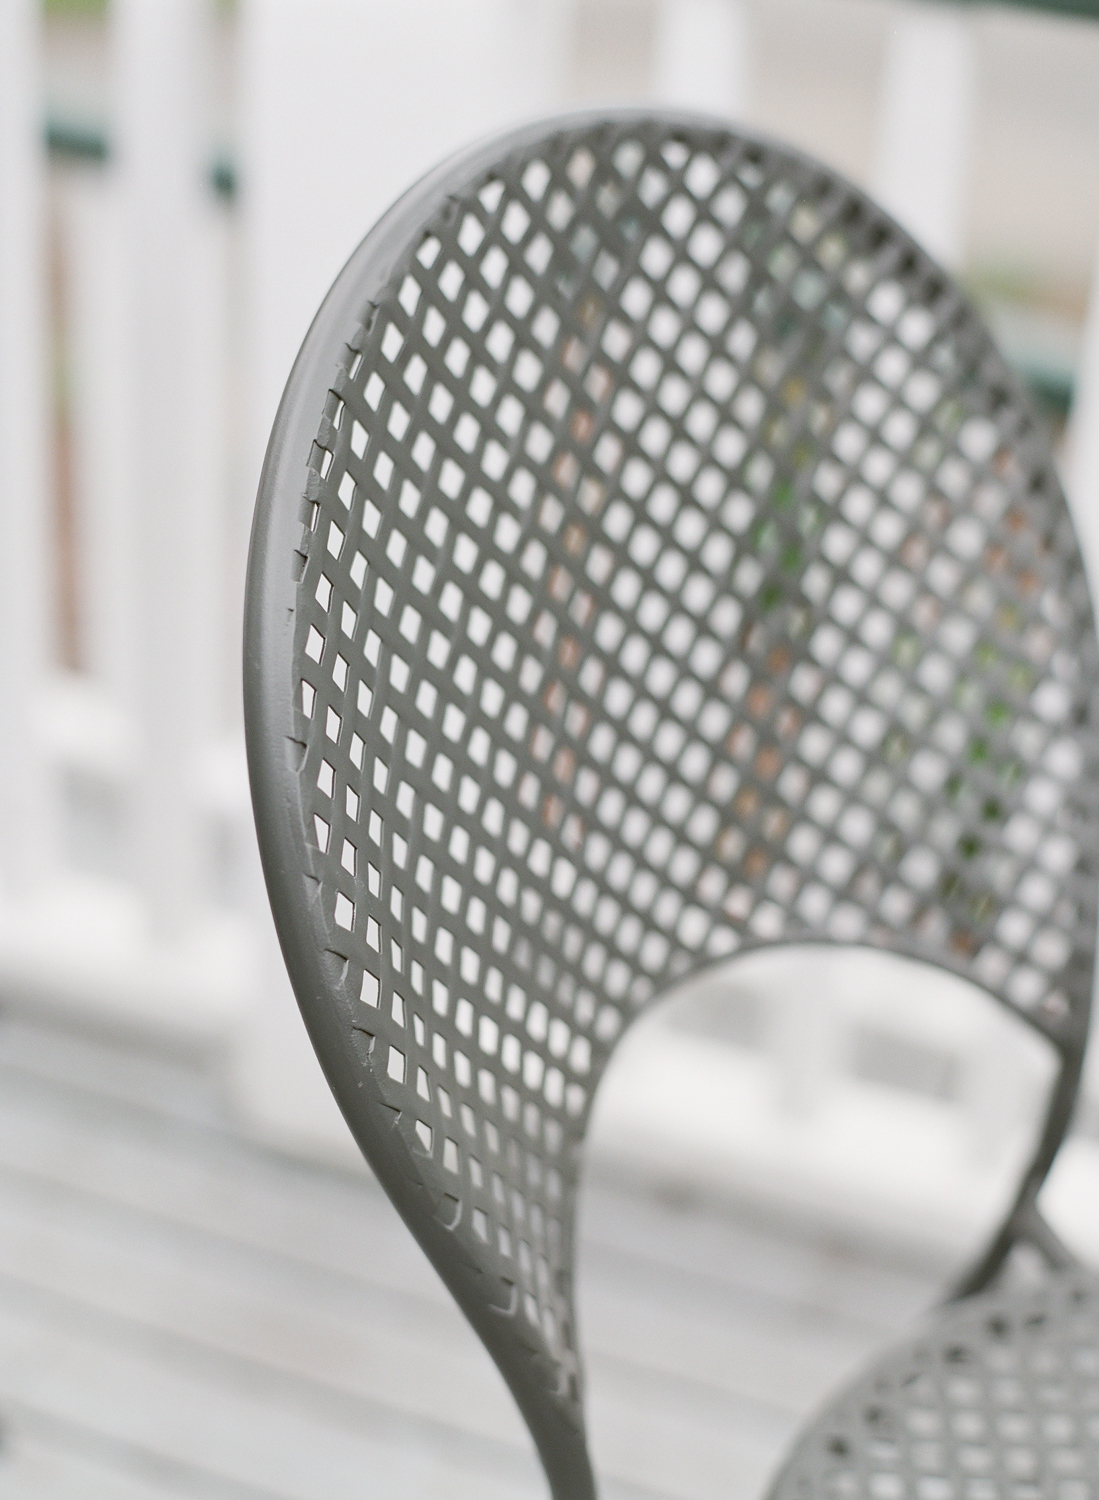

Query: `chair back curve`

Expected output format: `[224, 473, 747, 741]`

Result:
[244, 111, 1099, 1500]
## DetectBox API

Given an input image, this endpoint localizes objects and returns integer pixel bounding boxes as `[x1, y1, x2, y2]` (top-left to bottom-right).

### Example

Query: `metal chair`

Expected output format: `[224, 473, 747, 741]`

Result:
[244, 111, 1099, 1499]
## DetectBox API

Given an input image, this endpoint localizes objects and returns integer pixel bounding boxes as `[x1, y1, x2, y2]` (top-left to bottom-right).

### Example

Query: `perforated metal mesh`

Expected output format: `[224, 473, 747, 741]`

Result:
[247, 115, 1099, 1496]
[769, 1273, 1099, 1500]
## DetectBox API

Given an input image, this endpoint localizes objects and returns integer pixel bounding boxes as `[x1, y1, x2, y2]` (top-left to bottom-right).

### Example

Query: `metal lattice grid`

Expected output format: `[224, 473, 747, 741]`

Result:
[245, 113, 1099, 1499]
[769, 1273, 1099, 1500]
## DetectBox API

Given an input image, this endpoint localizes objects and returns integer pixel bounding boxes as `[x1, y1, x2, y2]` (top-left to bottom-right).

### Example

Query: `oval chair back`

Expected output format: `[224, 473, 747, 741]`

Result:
[244, 113, 1099, 1500]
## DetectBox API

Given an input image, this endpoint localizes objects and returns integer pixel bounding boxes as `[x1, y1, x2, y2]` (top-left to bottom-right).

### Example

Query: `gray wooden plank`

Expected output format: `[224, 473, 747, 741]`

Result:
[0, 1169, 528, 1447]
[0, 1012, 226, 1127]
[1, 1404, 262, 1500]
[2, 1429, 180, 1500]
[0, 1047, 942, 1330]
[0, 1146, 888, 1414]
[0, 1298, 546, 1500]
[581, 1171, 947, 1326]
[0, 1160, 801, 1496]
[588, 1364, 789, 1500]
[0, 1010, 948, 1500]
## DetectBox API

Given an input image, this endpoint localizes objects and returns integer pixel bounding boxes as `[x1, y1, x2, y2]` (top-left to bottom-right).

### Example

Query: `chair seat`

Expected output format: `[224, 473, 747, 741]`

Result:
[767, 1271, 1099, 1500]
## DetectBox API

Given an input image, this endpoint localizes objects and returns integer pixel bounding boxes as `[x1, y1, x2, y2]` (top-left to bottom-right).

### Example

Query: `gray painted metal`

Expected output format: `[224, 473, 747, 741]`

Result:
[243, 112, 1099, 1499]
[769, 1271, 1099, 1498]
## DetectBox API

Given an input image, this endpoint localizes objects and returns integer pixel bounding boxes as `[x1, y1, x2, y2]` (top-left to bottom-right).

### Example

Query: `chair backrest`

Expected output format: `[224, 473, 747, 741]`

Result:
[244, 112, 1099, 1500]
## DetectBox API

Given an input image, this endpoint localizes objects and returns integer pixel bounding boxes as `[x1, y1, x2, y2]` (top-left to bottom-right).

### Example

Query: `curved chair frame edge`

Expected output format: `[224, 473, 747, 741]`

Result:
[243, 106, 1095, 1500]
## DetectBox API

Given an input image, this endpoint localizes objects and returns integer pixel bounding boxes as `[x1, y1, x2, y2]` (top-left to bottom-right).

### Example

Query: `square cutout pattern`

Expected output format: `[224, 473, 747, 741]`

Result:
[286, 121, 1099, 1420]
[773, 1274, 1099, 1500]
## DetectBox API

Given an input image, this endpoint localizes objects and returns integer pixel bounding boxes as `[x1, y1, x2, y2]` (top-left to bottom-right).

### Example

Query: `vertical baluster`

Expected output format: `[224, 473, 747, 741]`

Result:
[1065, 247, 1099, 591]
[233, 0, 574, 1141]
[763, 950, 843, 1118]
[184, 180, 233, 742]
[873, 1, 976, 269]
[0, 0, 56, 892]
[62, 170, 138, 701]
[652, 0, 750, 120]
[112, 0, 222, 938]
[237, 0, 573, 516]
[962, 1011, 1037, 1168]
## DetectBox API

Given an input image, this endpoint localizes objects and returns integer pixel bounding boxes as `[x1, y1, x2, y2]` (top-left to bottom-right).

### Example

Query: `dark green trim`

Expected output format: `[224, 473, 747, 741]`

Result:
[45, 117, 108, 164]
[962, 0, 1099, 16]
[39, 0, 1099, 17]
[209, 154, 237, 202]
[1019, 362, 1076, 419]
[43, 0, 107, 15]
[45, 116, 236, 201]
[41, 119, 1074, 411]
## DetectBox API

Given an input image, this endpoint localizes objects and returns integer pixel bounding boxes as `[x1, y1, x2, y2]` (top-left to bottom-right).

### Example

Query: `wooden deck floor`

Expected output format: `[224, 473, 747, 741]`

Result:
[0, 1007, 952, 1500]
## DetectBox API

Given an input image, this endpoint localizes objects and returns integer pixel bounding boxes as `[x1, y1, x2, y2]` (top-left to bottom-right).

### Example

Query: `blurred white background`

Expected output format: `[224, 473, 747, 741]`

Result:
[6, 0, 1099, 1237]
[3, 4, 1099, 1495]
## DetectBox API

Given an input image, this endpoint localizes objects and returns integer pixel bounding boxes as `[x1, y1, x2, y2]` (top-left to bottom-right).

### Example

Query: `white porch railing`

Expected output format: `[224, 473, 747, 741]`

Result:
[4, 0, 1099, 1251]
